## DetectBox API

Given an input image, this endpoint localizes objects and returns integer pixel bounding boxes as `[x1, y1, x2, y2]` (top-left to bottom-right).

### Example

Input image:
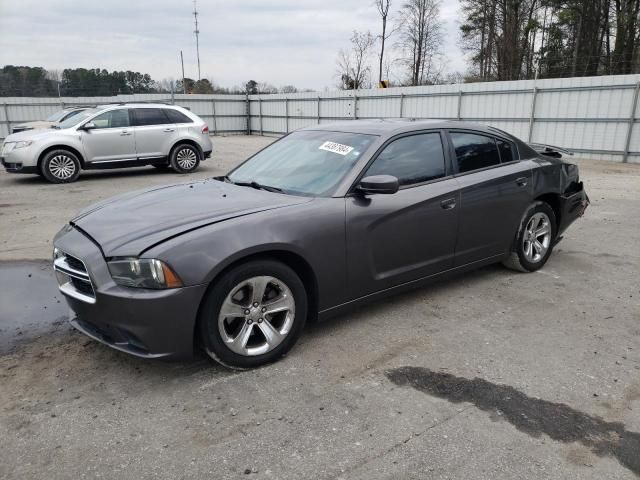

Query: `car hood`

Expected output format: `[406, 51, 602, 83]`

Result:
[4, 127, 61, 142]
[71, 179, 312, 257]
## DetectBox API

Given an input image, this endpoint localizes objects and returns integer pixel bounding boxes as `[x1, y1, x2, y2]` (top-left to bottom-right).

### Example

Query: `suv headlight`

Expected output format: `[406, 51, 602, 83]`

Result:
[14, 140, 33, 149]
[107, 258, 183, 289]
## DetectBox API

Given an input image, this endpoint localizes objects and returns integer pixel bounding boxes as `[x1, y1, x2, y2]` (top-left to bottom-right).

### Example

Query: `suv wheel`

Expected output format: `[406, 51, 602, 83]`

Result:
[170, 144, 200, 173]
[41, 149, 81, 183]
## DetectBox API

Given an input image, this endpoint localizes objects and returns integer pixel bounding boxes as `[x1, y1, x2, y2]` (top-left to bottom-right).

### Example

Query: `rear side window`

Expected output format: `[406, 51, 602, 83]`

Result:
[451, 132, 500, 173]
[164, 109, 193, 123]
[365, 133, 446, 187]
[132, 108, 169, 126]
[497, 139, 515, 163]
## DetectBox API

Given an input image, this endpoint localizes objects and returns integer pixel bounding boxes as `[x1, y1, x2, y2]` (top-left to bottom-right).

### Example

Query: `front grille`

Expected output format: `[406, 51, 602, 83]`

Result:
[53, 250, 96, 304]
[65, 254, 86, 272]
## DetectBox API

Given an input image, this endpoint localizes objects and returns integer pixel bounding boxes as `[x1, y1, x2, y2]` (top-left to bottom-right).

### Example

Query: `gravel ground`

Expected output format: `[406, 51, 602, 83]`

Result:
[0, 136, 639, 479]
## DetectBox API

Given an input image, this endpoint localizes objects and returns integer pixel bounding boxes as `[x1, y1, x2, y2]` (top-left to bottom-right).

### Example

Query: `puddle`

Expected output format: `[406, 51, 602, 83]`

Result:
[386, 366, 640, 476]
[0, 260, 69, 354]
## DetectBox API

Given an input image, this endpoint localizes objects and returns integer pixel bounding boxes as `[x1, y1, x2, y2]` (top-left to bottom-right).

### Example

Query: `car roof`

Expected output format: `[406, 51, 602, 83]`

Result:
[299, 119, 510, 138]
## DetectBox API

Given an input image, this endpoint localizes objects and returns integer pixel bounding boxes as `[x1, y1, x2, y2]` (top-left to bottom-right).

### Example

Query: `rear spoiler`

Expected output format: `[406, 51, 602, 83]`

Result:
[528, 143, 574, 159]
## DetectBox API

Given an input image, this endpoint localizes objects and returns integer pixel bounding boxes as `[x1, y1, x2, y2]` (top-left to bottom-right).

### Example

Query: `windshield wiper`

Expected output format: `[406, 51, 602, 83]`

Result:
[234, 180, 283, 193]
[223, 176, 283, 193]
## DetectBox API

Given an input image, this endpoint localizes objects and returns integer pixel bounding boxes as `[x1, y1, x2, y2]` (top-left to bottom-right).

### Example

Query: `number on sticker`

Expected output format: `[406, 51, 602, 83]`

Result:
[319, 141, 354, 156]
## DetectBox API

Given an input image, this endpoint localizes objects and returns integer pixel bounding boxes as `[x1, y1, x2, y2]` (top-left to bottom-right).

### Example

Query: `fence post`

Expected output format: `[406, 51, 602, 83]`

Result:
[399, 93, 404, 118]
[285, 98, 289, 134]
[528, 86, 538, 143]
[3, 103, 11, 135]
[317, 97, 321, 124]
[353, 93, 358, 120]
[246, 94, 251, 135]
[456, 90, 463, 120]
[623, 81, 640, 163]
[211, 99, 217, 135]
[259, 97, 263, 136]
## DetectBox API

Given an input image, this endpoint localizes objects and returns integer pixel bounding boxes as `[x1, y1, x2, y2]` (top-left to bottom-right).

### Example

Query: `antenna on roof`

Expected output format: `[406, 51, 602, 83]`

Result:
[193, 0, 201, 81]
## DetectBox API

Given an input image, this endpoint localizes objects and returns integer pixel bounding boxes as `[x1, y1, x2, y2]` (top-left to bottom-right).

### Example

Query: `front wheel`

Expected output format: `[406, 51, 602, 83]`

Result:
[502, 201, 556, 272]
[41, 149, 81, 183]
[199, 260, 308, 369]
[170, 144, 200, 173]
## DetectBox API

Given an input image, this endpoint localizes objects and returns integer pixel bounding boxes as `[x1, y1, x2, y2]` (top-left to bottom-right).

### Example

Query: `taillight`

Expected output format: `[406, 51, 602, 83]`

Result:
[202, 125, 209, 134]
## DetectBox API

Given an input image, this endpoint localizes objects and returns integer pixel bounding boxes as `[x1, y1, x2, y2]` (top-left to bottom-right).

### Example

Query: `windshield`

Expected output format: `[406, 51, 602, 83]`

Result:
[57, 108, 102, 129]
[228, 130, 376, 196]
[45, 110, 69, 122]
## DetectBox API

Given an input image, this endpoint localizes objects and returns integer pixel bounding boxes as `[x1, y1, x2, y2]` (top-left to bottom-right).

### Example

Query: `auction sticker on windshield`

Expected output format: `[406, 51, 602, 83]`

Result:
[319, 141, 354, 156]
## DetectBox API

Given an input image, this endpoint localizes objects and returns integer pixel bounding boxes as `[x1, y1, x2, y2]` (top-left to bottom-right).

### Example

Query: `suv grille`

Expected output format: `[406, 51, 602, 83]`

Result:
[53, 251, 96, 304]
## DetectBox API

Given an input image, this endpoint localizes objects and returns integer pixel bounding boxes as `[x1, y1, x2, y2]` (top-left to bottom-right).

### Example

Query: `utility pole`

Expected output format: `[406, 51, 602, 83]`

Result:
[193, 0, 201, 81]
[180, 50, 186, 94]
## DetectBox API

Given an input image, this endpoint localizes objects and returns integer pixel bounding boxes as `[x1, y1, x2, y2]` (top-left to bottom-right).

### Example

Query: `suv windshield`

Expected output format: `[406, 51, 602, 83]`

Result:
[56, 108, 102, 129]
[228, 130, 376, 196]
[46, 110, 69, 122]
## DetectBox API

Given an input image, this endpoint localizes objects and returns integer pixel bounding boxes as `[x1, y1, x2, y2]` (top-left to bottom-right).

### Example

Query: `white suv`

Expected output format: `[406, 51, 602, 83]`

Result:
[0, 103, 213, 183]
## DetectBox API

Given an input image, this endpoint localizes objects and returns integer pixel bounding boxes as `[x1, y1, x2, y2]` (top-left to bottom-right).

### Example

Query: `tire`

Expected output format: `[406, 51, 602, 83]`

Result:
[502, 201, 556, 272]
[41, 149, 81, 184]
[199, 259, 308, 369]
[169, 143, 200, 173]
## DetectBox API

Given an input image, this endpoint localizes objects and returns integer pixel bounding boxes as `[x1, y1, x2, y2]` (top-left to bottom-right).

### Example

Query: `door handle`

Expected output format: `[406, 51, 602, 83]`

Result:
[440, 198, 457, 210]
[516, 177, 528, 187]
[163, 128, 175, 132]
[120, 131, 131, 136]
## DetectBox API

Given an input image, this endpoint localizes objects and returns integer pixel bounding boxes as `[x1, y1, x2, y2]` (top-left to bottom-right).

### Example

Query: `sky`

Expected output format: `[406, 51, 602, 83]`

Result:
[0, 0, 465, 91]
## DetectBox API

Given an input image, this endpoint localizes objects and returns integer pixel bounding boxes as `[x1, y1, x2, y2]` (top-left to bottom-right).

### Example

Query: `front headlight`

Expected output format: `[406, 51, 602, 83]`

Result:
[107, 258, 183, 289]
[14, 140, 33, 149]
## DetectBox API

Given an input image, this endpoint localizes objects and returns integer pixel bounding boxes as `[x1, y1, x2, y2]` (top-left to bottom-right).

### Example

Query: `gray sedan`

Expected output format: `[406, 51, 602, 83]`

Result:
[52, 120, 589, 368]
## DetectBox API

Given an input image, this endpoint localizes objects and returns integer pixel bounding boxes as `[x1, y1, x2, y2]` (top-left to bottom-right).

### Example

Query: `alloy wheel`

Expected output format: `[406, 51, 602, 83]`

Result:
[217, 276, 295, 356]
[49, 154, 76, 180]
[522, 212, 551, 263]
[176, 148, 197, 170]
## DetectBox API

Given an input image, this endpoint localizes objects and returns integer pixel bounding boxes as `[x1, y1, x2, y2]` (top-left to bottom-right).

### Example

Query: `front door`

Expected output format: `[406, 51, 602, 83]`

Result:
[80, 109, 136, 163]
[346, 131, 459, 300]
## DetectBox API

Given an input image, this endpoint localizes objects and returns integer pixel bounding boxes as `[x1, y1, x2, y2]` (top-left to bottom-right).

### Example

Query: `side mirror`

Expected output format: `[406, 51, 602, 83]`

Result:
[81, 122, 96, 131]
[356, 175, 399, 195]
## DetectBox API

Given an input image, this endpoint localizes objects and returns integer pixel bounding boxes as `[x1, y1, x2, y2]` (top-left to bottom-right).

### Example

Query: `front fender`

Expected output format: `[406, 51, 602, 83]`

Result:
[144, 198, 348, 311]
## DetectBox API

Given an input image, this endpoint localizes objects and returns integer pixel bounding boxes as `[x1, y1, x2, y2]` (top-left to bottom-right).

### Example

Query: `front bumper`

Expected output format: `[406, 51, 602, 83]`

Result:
[53, 225, 207, 359]
[1, 157, 38, 174]
[1, 144, 38, 173]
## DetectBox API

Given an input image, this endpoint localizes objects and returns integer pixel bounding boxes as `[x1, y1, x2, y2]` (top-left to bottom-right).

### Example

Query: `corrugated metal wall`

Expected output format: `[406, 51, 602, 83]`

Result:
[3, 75, 640, 162]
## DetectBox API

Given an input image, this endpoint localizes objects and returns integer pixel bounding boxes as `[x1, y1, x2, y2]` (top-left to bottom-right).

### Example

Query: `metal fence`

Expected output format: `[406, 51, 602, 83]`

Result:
[2, 74, 640, 163]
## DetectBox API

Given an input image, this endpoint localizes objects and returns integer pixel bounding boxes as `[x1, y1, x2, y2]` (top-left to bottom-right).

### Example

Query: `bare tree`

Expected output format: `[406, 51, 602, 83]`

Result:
[376, 0, 394, 84]
[336, 30, 376, 89]
[396, 0, 444, 85]
[279, 85, 299, 93]
[257, 82, 278, 94]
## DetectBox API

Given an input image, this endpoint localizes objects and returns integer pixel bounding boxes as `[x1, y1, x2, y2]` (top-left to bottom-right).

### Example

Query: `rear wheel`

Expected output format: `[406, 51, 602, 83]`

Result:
[503, 201, 556, 272]
[199, 259, 307, 369]
[170, 144, 200, 173]
[41, 149, 81, 183]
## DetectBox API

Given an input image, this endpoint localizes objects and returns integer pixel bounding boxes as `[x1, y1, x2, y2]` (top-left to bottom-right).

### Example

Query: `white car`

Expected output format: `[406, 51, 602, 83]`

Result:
[1, 103, 213, 183]
[11, 107, 89, 134]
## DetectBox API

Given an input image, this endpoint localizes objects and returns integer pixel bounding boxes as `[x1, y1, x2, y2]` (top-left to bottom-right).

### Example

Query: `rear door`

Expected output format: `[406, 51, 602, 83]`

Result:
[447, 130, 532, 266]
[345, 131, 459, 299]
[130, 108, 177, 159]
[80, 108, 136, 163]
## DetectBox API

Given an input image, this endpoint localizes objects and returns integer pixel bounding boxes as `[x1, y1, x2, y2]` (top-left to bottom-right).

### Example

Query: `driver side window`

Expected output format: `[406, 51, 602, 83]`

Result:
[90, 109, 130, 129]
[365, 133, 446, 187]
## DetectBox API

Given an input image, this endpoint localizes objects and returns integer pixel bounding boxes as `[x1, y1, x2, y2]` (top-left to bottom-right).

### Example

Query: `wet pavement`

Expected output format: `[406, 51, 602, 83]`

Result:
[0, 261, 68, 354]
